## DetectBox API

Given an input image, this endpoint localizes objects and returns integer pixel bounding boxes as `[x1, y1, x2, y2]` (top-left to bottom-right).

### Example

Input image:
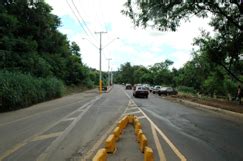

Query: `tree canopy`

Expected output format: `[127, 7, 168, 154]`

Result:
[0, 0, 99, 85]
[122, 0, 243, 82]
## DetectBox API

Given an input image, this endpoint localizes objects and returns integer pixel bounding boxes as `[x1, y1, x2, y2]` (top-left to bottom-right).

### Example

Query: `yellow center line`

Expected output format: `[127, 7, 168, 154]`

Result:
[151, 124, 167, 161]
[138, 107, 187, 161]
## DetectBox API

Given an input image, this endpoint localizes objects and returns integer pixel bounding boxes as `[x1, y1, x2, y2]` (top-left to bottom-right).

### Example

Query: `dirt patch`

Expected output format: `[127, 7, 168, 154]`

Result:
[168, 94, 243, 114]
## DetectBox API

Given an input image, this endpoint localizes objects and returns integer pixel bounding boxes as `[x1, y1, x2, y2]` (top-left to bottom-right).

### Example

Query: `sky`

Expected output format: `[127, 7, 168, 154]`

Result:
[46, 0, 213, 71]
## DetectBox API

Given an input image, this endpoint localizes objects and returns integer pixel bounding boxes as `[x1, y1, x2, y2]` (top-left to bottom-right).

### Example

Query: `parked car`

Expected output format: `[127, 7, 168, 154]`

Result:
[152, 85, 162, 94]
[142, 84, 150, 91]
[158, 87, 178, 96]
[133, 86, 149, 98]
[125, 83, 132, 90]
[149, 86, 153, 92]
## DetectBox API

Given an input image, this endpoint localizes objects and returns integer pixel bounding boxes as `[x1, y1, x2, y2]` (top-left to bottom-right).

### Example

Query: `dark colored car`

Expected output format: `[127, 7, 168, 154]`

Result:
[125, 83, 132, 90]
[133, 86, 149, 98]
[158, 87, 178, 96]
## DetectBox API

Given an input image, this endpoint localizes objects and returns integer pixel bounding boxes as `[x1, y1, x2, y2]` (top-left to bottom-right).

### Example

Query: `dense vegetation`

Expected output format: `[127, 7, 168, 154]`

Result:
[118, 1, 243, 99]
[0, 0, 99, 111]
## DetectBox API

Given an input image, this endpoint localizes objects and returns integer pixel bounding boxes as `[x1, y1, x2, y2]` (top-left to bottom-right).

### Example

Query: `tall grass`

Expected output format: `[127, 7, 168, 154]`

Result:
[0, 71, 64, 112]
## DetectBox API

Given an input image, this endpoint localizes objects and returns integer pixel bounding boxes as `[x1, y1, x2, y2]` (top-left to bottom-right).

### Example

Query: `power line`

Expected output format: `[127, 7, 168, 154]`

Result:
[66, 0, 90, 37]
[70, 0, 97, 42]
[97, 0, 108, 32]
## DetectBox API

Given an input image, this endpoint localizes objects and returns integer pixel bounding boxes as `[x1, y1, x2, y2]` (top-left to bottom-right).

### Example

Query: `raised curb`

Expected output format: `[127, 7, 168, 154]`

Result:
[176, 98, 243, 119]
[104, 86, 113, 93]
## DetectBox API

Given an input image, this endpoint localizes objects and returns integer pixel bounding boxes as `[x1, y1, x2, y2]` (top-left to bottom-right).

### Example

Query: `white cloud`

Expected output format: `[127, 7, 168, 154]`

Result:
[46, 0, 214, 71]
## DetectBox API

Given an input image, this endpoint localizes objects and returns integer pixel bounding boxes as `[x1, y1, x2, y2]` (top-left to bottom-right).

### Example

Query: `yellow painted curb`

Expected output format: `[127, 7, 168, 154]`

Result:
[144, 146, 154, 161]
[122, 116, 129, 129]
[135, 122, 142, 134]
[105, 134, 116, 153]
[136, 129, 143, 143]
[140, 134, 148, 153]
[128, 114, 134, 123]
[92, 148, 107, 161]
[113, 127, 121, 141]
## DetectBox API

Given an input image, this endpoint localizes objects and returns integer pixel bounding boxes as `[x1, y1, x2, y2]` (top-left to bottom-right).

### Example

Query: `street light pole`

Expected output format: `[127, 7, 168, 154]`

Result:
[111, 67, 113, 86]
[95, 31, 107, 95]
[107, 58, 112, 87]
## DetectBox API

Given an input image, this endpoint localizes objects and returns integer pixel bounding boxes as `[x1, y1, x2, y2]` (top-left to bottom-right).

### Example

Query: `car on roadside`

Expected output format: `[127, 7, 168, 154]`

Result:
[158, 87, 178, 96]
[133, 86, 149, 98]
[149, 86, 154, 92]
[152, 85, 162, 94]
[142, 84, 150, 91]
[125, 83, 132, 90]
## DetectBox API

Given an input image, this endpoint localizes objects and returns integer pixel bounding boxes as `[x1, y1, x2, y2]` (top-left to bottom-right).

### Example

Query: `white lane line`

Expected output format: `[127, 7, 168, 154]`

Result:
[123, 111, 142, 116]
[37, 96, 101, 161]
[124, 90, 131, 99]
[0, 99, 88, 127]
[138, 107, 187, 161]
[137, 116, 146, 120]
[81, 101, 130, 160]
[126, 107, 139, 111]
[122, 89, 187, 161]
[0, 96, 100, 161]
[151, 124, 167, 161]
[62, 117, 76, 122]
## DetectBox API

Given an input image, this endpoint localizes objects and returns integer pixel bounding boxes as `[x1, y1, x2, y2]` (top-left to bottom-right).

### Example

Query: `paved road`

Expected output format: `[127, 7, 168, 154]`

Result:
[123, 88, 243, 161]
[0, 87, 129, 161]
[1, 85, 243, 161]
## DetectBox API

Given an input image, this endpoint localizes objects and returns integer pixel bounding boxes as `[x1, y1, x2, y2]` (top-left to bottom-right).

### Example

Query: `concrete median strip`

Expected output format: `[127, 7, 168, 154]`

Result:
[122, 90, 187, 161]
[92, 114, 155, 161]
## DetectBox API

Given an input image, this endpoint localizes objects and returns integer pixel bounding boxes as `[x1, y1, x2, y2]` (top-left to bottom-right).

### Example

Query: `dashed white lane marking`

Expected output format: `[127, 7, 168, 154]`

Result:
[0, 96, 101, 161]
[37, 96, 101, 161]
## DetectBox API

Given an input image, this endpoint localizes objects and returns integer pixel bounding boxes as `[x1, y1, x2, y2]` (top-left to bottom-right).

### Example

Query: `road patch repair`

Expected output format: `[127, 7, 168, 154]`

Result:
[88, 97, 187, 161]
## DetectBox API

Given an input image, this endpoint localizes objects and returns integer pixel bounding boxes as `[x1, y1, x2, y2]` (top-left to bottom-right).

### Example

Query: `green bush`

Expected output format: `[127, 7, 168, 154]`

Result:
[177, 86, 197, 94]
[223, 79, 237, 96]
[0, 71, 64, 112]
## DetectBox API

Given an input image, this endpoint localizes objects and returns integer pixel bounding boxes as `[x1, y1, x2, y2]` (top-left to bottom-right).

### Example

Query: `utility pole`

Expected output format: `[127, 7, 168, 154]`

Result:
[95, 31, 107, 95]
[107, 58, 112, 87]
[111, 67, 113, 86]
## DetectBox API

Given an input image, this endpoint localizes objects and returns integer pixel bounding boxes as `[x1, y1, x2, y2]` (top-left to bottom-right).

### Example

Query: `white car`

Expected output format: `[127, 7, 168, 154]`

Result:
[152, 85, 162, 94]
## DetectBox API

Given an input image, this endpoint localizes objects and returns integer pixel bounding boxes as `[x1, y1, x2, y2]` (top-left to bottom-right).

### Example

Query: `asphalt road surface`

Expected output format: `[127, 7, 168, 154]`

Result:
[0, 85, 243, 161]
